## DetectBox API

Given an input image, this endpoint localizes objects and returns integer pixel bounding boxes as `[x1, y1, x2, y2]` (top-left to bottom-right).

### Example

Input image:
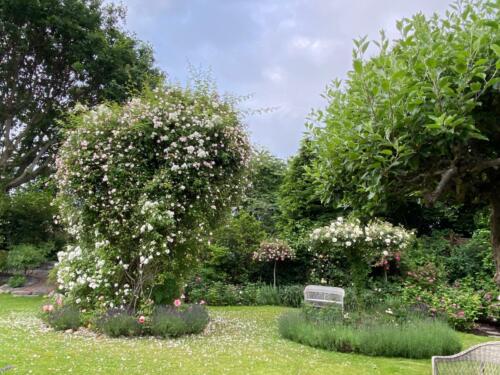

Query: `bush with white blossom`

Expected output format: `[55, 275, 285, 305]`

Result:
[309, 217, 414, 296]
[55, 85, 251, 311]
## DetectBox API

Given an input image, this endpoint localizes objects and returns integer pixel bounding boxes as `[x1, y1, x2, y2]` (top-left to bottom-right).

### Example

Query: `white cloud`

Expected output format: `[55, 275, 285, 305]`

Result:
[116, 0, 452, 158]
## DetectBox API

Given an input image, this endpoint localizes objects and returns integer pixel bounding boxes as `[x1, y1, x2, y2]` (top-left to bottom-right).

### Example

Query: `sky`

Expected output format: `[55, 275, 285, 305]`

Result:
[117, 0, 452, 159]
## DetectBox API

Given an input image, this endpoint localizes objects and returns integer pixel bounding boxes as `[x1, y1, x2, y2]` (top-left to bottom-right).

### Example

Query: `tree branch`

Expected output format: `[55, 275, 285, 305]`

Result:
[5, 140, 55, 191]
[471, 158, 500, 173]
[425, 166, 457, 205]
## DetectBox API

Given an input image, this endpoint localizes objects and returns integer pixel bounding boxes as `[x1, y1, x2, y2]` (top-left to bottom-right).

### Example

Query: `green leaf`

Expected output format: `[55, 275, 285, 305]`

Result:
[491, 44, 500, 57]
[353, 59, 363, 74]
[454, 62, 467, 74]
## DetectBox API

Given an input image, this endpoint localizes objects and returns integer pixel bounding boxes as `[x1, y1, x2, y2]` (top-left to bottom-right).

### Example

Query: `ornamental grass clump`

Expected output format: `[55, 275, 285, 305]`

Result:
[55, 84, 251, 312]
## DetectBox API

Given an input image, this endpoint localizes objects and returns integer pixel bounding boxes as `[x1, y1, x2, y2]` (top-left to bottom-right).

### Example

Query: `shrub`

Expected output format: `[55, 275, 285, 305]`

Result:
[208, 211, 267, 284]
[151, 304, 209, 337]
[55, 85, 251, 311]
[45, 305, 81, 331]
[279, 312, 357, 353]
[256, 285, 280, 305]
[278, 285, 304, 307]
[239, 283, 261, 305]
[279, 311, 461, 359]
[402, 283, 482, 331]
[0, 187, 62, 250]
[205, 282, 240, 306]
[309, 217, 413, 299]
[6, 243, 50, 274]
[302, 304, 343, 324]
[7, 274, 26, 288]
[445, 229, 494, 282]
[0, 250, 7, 271]
[97, 309, 142, 337]
[356, 319, 461, 358]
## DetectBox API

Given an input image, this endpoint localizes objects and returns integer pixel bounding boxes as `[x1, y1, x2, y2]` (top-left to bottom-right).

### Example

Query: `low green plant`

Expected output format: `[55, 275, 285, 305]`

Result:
[279, 310, 461, 359]
[97, 309, 142, 337]
[150, 305, 209, 337]
[256, 285, 280, 305]
[7, 274, 26, 288]
[278, 285, 303, 307]
[45, 305, 81, 331]
[205, 282, 240, 306]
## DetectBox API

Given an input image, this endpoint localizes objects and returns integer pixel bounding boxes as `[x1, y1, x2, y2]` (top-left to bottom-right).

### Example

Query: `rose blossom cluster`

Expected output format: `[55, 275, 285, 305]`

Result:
[55, 86, 251, 310]
[253, 240, 295, 262]
[309, 217, 414, 283]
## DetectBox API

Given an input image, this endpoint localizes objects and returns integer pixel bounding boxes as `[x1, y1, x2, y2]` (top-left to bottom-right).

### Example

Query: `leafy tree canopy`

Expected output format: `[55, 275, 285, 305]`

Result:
[0, 0, 162, 191]
[243, 149, 286, 234]
[310, 0, 500, 282]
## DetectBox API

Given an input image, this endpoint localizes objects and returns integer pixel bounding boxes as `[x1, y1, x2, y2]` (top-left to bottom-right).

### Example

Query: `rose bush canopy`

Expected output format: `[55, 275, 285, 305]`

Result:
[309, 217, 414, 290]
[55, 86, 251, 311]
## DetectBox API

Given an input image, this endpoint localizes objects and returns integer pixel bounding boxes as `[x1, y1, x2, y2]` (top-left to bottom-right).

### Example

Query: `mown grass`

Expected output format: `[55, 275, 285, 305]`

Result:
[0, 294, 498, 374]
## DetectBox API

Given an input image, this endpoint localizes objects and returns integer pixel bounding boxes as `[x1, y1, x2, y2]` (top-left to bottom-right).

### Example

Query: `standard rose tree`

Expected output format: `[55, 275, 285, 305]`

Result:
[55, 86, 250, 311]
[253, 240, 294, 288]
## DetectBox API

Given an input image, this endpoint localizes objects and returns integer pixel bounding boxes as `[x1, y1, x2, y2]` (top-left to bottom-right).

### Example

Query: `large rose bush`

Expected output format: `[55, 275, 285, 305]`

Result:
[309, 217, 414, 297]
[55, 86, 251, 311]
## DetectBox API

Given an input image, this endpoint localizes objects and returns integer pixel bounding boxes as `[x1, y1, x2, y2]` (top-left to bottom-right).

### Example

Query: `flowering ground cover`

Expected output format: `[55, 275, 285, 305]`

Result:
[0, 295, 498, 374]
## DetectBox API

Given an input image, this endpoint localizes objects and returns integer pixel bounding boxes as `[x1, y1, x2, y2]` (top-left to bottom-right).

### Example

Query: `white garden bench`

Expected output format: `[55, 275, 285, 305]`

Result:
[432, 341, 500, 375]
[303, 285, 345, 312]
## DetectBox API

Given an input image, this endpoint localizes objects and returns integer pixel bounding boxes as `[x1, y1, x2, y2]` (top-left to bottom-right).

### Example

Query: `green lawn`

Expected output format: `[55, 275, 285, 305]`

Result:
[0, 295, 497, 374]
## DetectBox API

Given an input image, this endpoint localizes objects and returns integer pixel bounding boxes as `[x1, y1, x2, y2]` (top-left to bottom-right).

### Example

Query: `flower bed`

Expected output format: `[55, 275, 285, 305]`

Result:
[42, 298, 209, 338]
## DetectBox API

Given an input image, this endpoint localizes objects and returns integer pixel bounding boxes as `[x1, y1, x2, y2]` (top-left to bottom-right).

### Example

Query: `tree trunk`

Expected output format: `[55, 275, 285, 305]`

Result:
[492, 194, 500, 286]
[273, 260, 277, 289]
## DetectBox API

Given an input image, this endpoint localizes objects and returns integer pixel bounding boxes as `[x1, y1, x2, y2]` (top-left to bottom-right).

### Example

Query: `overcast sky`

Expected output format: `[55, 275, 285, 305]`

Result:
[118, 0, 452, 159]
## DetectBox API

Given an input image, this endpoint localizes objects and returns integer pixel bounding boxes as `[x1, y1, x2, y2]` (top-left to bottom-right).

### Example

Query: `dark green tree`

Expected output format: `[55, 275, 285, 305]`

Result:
[310, 1, 500, 283]
[0, 0, 162, 191]
[243, 149, 286, 234]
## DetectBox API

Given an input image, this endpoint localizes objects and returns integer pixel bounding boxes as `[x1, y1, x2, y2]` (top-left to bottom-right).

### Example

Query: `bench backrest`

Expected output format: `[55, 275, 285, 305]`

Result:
[432, 342, 500, 375]
[304, 285, 345, 309]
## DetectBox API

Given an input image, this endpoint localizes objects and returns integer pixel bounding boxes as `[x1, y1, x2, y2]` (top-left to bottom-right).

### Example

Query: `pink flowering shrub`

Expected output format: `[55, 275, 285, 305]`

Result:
[55, 84, 251, 311]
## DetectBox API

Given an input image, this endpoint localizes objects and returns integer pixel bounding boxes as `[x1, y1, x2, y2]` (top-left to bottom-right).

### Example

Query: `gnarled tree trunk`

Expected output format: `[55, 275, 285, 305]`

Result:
[492, 193, 500, 286]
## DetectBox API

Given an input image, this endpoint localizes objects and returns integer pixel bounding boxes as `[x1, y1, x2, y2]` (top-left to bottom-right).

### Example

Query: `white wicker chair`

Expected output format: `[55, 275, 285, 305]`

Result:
[432, 341, 500, 375]
[303, 285, 345, 312]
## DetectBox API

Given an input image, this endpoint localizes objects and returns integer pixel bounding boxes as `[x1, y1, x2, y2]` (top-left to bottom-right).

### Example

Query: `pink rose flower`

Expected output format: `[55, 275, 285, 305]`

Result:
[138, 315, 145, 324]
[42, 304, 54, 313]
[174, 299, 182, 307]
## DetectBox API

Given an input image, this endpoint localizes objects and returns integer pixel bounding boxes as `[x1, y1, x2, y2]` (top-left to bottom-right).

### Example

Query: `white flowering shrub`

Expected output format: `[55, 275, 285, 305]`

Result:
[55, 86, 251, 311]
[309, 217, 414, 294]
